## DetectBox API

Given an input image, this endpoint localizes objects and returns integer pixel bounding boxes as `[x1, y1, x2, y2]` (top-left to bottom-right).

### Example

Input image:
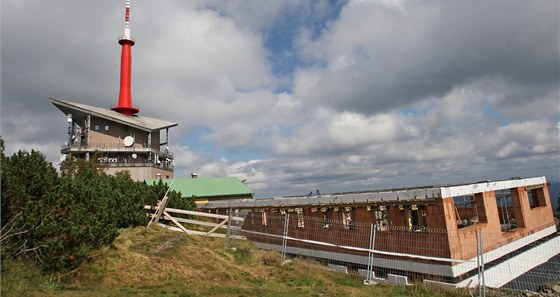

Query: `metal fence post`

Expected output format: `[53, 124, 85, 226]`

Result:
[281, 213, 289, 263]
[480, 230, 485, 297]
[476, 229, 486, 297]
[476, 229, 481, 297]
[366, 223, 376, 281]
[225, 207, 232, 248]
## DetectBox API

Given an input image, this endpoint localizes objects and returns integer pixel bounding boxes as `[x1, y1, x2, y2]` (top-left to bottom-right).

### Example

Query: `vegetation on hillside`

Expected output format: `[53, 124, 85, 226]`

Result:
[1, 226, 468, 297]
[0, 145, 194, 272]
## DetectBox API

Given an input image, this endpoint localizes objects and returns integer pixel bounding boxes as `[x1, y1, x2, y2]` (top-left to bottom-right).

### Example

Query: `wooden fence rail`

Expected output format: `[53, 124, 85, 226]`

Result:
[144, 205, 245, 239]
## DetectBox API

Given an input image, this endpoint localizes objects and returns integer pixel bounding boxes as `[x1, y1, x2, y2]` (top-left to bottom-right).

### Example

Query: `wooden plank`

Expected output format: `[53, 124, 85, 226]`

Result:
[167, 208, 245, 222]
[206, 219, 228, 235]
[144, 205, 244, 222]
[163, 211, 189, 233]
[150, 195, 169, 226]
[147, 179, 175, 227]
[148, 214, 241, 230]
[157, 224, 245, 239]
[173, 217, 241, 231]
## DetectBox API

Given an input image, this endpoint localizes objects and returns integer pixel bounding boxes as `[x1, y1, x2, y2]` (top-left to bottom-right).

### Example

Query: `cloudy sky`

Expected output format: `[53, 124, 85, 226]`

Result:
[2, 0, 559, 198]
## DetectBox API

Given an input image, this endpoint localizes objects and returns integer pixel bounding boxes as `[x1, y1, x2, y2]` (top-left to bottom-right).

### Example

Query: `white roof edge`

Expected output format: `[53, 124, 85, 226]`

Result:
[50, 98, 178, 132]
[439, 176, 547, 198]
[200, 176, 549, 209]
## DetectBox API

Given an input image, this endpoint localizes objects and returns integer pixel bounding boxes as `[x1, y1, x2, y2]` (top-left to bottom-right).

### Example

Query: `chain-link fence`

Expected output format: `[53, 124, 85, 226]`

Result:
[232, 211, 559, 296]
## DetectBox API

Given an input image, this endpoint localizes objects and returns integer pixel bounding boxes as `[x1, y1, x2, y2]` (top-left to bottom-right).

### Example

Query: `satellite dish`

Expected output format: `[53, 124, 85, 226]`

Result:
[131, 153, 137, 159]
[123, 136, 134, 147]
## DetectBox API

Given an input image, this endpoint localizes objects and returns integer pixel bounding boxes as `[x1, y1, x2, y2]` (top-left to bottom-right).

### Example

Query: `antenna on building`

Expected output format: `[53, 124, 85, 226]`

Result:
[111, 0, 139, 116]
[67, 113, 74, 144]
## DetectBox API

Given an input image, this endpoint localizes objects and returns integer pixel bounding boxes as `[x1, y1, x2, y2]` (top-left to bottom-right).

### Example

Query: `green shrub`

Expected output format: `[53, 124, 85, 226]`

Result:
[1, 149, 194, 272]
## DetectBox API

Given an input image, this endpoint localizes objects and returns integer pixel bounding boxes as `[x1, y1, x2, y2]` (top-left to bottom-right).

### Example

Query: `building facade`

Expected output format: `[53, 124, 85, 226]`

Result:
[51, 98, 177, 180]
[199, 177, 557, 286]
[51, 2, 179, 181]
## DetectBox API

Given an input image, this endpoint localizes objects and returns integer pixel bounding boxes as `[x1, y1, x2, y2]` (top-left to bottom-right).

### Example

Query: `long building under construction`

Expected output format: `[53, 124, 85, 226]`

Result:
[199, 176, 558, 287]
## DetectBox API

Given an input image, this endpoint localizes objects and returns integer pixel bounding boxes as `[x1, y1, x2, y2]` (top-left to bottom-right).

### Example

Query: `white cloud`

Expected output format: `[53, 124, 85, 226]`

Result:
[2, 0, 558, 199]
[491, 121, 559, 159]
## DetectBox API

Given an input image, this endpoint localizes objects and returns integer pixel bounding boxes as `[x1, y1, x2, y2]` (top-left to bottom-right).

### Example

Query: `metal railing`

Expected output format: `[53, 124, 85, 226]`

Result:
[61, 142, 174, 158]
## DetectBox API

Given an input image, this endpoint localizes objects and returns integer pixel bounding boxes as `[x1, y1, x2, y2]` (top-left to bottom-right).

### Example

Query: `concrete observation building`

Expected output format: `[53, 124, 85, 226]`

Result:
[51, 1, 177, 180]
[51, 98, 177, 180]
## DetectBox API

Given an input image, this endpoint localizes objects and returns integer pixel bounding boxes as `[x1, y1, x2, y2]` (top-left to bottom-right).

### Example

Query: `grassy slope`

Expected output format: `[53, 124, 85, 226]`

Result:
[2, 226, 466, 297]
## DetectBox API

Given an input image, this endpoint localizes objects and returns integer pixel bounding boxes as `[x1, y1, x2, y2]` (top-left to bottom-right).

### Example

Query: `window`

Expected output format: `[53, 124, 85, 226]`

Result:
[496, 189, 515, 231]
[528, 187, 546, 209]
[261, 211, 267, 226]
[321, 208, 331, 229]
[94, 124, 100, 131]
[342, 207, 353, 230]
[104, 125, 110, 131]
[453, 195, 480, 229]
[296, 208, 304, 228]
[404, 205, 426, 231]
[374, 206, 390, 231]
[528, 191, 536, 208]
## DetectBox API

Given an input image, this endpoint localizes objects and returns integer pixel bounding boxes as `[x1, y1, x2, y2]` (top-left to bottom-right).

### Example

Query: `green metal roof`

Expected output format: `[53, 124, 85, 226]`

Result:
[145, 177, 254, 199]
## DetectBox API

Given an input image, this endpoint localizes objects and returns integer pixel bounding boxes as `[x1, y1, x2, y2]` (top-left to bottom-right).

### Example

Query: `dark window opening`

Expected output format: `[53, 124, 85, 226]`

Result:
[342, 207, 353, 230]
[321, 208, 331, 229]
[261, 211, 267, 226]
[374, 206, 390, 231]
[296, 208, 304, 228]
[453, 195, 481, 229]
[528, 188, 546, 209]
[496, 189, 515, 232]
[405, 205, 426, 231]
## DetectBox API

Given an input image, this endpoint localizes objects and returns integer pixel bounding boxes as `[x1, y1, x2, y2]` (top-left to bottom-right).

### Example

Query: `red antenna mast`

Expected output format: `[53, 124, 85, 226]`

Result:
[112, 0, 139, 116]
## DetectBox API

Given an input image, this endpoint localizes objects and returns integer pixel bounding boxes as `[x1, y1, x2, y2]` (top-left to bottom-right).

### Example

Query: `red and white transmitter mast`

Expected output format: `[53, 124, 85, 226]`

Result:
[112, 0, 139, 116]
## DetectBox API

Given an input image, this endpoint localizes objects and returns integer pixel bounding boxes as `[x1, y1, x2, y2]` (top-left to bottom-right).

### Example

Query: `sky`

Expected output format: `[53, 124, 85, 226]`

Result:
[1, 0, 559, 198]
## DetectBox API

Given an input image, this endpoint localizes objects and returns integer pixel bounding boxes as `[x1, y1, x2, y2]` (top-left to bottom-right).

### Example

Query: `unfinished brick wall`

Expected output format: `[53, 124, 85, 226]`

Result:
[511, 185, 554, 232]
[445, 185, 555, 261]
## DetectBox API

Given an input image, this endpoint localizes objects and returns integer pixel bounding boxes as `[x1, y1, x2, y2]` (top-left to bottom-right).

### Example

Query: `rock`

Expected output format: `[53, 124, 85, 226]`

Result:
[363, 280, 377, 286]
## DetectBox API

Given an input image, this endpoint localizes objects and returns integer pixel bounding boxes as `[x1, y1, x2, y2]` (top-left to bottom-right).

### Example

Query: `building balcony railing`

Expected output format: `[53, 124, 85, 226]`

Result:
[99, 161, 174, 171]
[61, 142, 173, 159]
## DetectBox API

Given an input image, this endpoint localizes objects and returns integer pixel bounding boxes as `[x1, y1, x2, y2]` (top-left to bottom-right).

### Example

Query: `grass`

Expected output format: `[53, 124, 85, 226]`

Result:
[2, 226, 468, 297]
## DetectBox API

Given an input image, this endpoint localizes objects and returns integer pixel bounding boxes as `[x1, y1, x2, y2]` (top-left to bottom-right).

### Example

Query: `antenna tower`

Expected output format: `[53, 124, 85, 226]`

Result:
[111, 0, 139, 116]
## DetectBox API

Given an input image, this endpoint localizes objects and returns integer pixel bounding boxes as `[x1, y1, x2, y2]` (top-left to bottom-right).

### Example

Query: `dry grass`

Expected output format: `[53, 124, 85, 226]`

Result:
[2, 226, 468, 297]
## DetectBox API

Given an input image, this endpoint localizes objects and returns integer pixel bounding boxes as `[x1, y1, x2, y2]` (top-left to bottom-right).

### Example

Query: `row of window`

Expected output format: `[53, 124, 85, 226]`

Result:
[452, 187, 548, 231]
[249, 205, 428, 232]
[93, 124, 110, 131]
[92, 124, 131, 133]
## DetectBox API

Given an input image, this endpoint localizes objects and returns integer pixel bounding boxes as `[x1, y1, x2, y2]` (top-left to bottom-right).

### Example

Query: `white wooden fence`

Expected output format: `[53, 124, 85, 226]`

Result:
[144, 205, 245, 240]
